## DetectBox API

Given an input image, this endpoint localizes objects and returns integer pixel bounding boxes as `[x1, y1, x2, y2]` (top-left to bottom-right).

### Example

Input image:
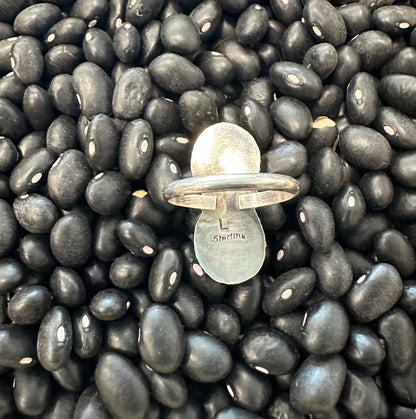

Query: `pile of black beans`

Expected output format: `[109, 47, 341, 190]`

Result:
[2, 0, 416, 418]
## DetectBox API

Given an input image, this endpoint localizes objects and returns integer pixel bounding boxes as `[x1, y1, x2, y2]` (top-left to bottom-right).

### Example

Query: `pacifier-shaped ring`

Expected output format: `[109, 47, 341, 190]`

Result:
[163, 122, 300, 285]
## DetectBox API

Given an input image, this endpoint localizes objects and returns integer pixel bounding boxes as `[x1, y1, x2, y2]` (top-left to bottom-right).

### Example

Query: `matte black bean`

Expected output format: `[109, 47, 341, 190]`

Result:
[346, 263, 402, 322]
[349, 30, 392, 72]
[43, 390, 77, 419]
[241, 78, 273, 109]
[73, 62, 113, 118]
[303, 43, 338, 80]
[0, 324, 37, 368]
[109, 253, 147, 289]
[339, 125, 392, 170]
[50, 267, 86, 308]
[345, 324, 385, 374]
[95, 352, 149, 419]
[7, 285, 52, 325]
[149, 53, 205, 94]
[46, 116, 77, 155]
[270, 0, 302, 26]
[219, 103, 240, 124]
[290, 354, 346, 415]
[311, 241, 353, 298]
[146, 153, 181, 211]
[338, 3, 372, 39]
[263, 268, 315, 316]
[262, 140, 307, 178]
[257, 203, 286, 232]
[125, 0, 164, 27]
[0, 36, 17, 74]
[45, 17, 87, 48]
[0, 174, 11, 200]
[165, 399, 202, 419]
[399, 280, 416, 315]
[190, 0, 222, 40]
[74, 384, 111, 419]
[381, 47, 416, 77]
[267, 393, 304, 419]
[14, 3, 61, 36]
[215, 39, 260, 82]
[346, 72, 378, 125]
[387, 359, 416, 405]
[139, 20, 162, 66]
[112, 68, 151, 120]
[49, 74, 81, 117]
[389, 188, 416, 223]
[113, 22, 140, 64]
[373, 5, 416, 36]
[37, 305, 72, 371]
[0, 97, 29, 140]
[225, 362, 271, 411]
[80, 258, 112, 294]
[341, 370, 386, 418]
[0, 137, 18, 173]
[303, 0, 346, 46]
[17, 130, 46, 159]
[147, 247, 181, 302]
[380, 74, 416, 118]
[13, 193, 58, 234]
[48, 149, 91, 209]
[216, 407, 261, 419]
[0, 0, 27, 23]
[14, 366, 52, 416]
[44, 44, 83, 77]
[330, 45, 361, 89]
[70, 0, 108, 26]
[50, 214, 92, 267]
[183, 330, 232, 382]
[117, 220, 157, 259]
[297, 196, 335, 252]
[0, 71, 25, 105]
[270, 61, 322, 101]
[203, 385, 231, 419]
[235, 4, 268, 46]
[359, 171, 393, 211]
[93, 216, 122, 262]
[106, 315, 139, 357]
[170, 283, 204, 328]
[0, 257, 23, 293]
[179, 90, 218, 135]
[308, 146, 343, 198]
[240, 326, 299, 375]
[305, 123, 338, 157]
[144, 98, 181, 136]
[19, 233, 56, 273]
[11, 36, 43, 85]
[203, 303, 240, 346]
[280, 21, 313, 63]
[140, 361, 187, 409]
[181, 241, 226, 300]
[86, 171, 131, 215]
[72, 306, 103, 358]
[51, 356, 85, 392]
[90, 288, 129, 321]
[197, 51, 234, 87]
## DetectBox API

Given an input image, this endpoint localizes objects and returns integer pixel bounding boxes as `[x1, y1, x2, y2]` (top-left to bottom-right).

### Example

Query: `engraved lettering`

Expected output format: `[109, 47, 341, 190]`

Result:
[211, 232, 247, 242]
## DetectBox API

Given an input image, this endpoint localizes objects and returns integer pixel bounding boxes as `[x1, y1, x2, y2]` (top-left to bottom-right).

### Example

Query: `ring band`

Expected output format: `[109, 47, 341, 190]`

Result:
[163, 173, 300, 210]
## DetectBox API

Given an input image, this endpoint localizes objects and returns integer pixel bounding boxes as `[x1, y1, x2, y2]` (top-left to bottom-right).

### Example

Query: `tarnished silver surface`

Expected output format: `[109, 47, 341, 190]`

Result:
[163, 122, 300, 285]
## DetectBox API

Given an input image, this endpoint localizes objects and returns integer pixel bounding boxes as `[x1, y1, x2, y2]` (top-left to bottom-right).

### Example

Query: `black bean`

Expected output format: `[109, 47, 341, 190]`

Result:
[37, 305, 72, 371]
[73, 62, 113, 118]
[389, 188, 416, 223]
[44, 44, 83, 77]
[339, 125, 392, 170]
[0, 97, 29, 140]
[95, 352, 149, 419]
[0, 257, 23, 293]
[117, 219, 157, 258]
[235, 4, 268, 46]
[74, 384, 111, 419]
[183, 330, 232, 382]
[375, 229, 416, 278]
[125, 0, 164, 27]
[14, 3, 61, 36]
[48, 149, 91, 209]
[204, 303, 240, 346]
[0, 71, 25, 105]
[297, 196, 335, 252]
[90, 288, 129, 321]
[139, 304, 185, 374]
[387, 359, 416, 405]
[0, 324, 37, 368]
[7, 285, 52, 325]
[346, 263, 403, 322]
[359, 171, 393, 211]
[43, 390, 77, 419]
[380, 74, 416, 118]
[330, 45, 361, 89]
[281, 21, 313, 63]
[17, 130, 46, 158]
[106, 315, 139, 357]
[0, 0, 27, 23]
[49, 74, 81, 117]
[109, 252, 147, 289]
[139, 20, 162, 66]
[86, 171, 131, 216]
[113, 22, 140, 64]
[381, 47, 416, 77]
[93, 216, 121, 262]
[149, 52, 205, 94]
[50, 214, 92, 267]
[70, 0, 108, 26]
[14, 366, 52, 416]
[373, 5, 416, 36]
[52, 356, 85, 392]
[216, 407, 261, 419]
[267, 393, 305, 419]
[46, 116, 77, 155]
[50, 267, 86, 308]
[289, 354, 346, 415]
[11, 36, 44, 85]
[140, 361, 187, 409]
[257, 203, 286, 231]
[19, 233, 57, 273]
[349, 30, 392, 72]
[0, 137, 17, 173]
[190, 0, 222, 40]
[341, 370, 386, 418]
[170, 283, 204, 328]
[303, 43, 338, 80]
[346, 72, 378, 125]
[225, 362, 271, 411]
[144, 98, 181, 136]
[311, 241, 353, 298]
[270, 0, 301, 26]
[72, 306, 103, 358]
[399, 280, 416, 315]
[338, 3, 372, 39]
[45, 17, 87, 48]
[197, 51, 234, 87]
[0, 36, 17, 74]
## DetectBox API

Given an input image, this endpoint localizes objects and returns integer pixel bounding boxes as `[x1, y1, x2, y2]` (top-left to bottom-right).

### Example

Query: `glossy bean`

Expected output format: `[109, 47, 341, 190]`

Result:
[90, 288, 129, 321]
[72, 306, 103, 358]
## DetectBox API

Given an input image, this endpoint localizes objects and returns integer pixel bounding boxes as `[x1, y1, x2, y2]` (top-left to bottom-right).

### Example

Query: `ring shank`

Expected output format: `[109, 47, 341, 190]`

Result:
[163, 173, 300, 210]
